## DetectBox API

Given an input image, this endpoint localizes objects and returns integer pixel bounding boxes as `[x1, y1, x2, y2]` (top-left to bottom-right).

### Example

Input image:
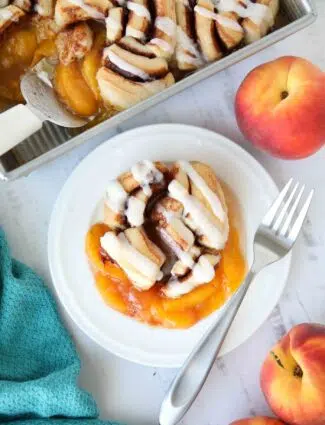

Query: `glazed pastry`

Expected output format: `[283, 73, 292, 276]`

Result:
[54, 0, 108, 28]
[34, 0, 54, 16]
[97, 68, 174, 109]
[103, 43, 170, 79]
[56, 22, 93, 65]
[147, 0, 177, 59]
[100, 227, 166, 290]
[118, 36, 157, 58]
[106, 7, 125, 44]
[163, 253, 220, 297]
[242, 0, 279, 43]
[181, 161, 229, 250]
[194, 0, 222, 62]
[100, 160, 229, 298]
[125, 0, 151, 41]
[12, 0, 32, 12]
[215, 0, 279, 44]
[0, 5, 24, 34]
[103, 160, 168, 230]
[215, 11, 243, 50]
[175, 0, 203, 71]
[97, 40, 175, 110]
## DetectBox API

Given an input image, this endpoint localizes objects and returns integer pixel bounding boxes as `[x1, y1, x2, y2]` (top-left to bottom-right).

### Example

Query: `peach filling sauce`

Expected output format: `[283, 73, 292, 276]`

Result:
[0, 18, 116, 123]
[85, 195, 246, 329]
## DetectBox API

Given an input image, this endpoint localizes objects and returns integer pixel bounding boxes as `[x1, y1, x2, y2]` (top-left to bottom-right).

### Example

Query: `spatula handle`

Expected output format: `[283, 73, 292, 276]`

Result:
[159, 270, 256, 425]
[0, 104, 43, 157]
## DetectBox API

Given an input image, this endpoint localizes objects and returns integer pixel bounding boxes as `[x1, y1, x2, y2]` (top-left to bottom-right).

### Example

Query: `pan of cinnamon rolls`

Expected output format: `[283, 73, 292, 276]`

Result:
[86, 159, 246, 328]
[1, 0, 279, 117]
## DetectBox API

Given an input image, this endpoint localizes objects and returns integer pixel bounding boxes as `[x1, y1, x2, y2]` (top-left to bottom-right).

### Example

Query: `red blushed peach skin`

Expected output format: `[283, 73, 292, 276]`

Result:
[235, 56, 325, 159]
[260, 323, 325, 425]
[230, 417, 286, 425]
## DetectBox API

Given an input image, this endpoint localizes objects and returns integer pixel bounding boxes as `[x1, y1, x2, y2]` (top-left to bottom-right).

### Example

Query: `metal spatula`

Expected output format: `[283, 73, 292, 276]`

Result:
[0, 70, 87, 158]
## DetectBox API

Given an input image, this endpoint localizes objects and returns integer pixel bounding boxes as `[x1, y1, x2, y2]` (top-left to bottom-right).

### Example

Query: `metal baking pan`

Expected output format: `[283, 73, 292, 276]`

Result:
[0, 0, 317, 181]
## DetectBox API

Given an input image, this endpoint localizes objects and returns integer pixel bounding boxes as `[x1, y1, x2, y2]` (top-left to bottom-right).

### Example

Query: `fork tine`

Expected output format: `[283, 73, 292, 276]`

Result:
[273, 182, 299, 232]
[263, 178, 293, 226]
[287, 189, 314, 241]
[279, 185, 305, 237]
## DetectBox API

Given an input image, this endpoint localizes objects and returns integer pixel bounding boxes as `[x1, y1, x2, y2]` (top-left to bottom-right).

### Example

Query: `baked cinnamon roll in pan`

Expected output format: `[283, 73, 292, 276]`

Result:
[0, 0, 280, 123]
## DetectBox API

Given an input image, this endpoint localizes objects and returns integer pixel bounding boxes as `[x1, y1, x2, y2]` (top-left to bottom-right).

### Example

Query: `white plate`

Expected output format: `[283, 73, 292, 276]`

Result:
[48, 124, 291, 368]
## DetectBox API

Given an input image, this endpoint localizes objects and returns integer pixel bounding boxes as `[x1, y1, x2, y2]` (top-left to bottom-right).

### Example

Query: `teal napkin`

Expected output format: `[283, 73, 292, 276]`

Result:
[0, 228, 119, 425]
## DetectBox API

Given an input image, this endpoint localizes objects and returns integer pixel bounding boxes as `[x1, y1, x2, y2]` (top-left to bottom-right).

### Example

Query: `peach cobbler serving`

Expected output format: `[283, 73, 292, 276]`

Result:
[0, 0, 279, 117]
[86, 160, 246, 329]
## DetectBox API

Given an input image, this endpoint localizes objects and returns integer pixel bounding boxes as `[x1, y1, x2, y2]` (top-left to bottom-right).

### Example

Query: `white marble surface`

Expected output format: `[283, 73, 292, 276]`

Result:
[1, 3, 325, 425]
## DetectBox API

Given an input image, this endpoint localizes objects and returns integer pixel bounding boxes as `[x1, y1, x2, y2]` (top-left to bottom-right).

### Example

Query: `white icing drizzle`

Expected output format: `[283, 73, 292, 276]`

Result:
[125, 26, 145, 39]
[0, 7, 14, 21]
[160, 228, 195, 269]
[194, 5, 243, 32]
[155, 16, 176, 36]
[176, 27, 204, 66]
[127, 1, 151, 20]
[163, 255, 220, 298]
[125, 196, 146, 227]
[215, 0, 274, 26]
[67, 0, 105, 19]
[100, 232, 163, 289]
[116, 0, 125, 4]
[216, 13, 244, 31]
[103, 48, 150, 81]
[105, 180, 128, 213]
[131, 160, 164, 196]
[158, 205, 182, 224]
[106, 15, 122, 30]
[149, 38, 173, 53]
[178, 160, 227, 223]
[168, 180, 227, 249]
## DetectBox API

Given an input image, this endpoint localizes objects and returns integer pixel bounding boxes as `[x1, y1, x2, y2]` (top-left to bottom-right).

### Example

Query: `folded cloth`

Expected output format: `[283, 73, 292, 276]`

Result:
[0, 228, 119, 425]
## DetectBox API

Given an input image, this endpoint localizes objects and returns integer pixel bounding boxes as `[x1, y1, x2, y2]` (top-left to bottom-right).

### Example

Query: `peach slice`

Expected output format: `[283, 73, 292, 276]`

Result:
[54, 61, 98, 116]
[81, 31, 105, 100]
[31, 39, 57, 67]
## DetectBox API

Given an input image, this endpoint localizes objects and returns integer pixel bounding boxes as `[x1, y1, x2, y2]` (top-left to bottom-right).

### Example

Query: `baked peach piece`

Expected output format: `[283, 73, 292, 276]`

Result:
[230, 418, 285, 425]
[55, 61, 98, 116]
[86, 220, 245, 329]
[0, 26, 37, 102]
[81, 31, 105, 100]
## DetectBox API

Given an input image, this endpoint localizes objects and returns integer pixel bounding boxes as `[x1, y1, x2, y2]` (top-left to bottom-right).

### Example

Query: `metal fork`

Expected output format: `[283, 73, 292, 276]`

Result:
[159, 179, 314, 425]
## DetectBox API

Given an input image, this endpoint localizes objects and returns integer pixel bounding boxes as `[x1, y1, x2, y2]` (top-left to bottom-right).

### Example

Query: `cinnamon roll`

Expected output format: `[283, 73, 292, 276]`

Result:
[147, 0, 177, 59]
[97, 40, 174, 109]
[0, 5, 24, 34]
[12, 0, 32, 12]
[56, 22, 93, 65]
[215, 0, 279, 44]
[194, 0, 222, 62]
[54, 0, 108, 28]
[106, 7, 125, 44]
[125, 0, 151, 41]
[99, 160, 229, 298]
[175, 0, 203, 71]
[215, 11, 243, 50]
[34, 0, 54, 16]
[103, 160, 169, 230]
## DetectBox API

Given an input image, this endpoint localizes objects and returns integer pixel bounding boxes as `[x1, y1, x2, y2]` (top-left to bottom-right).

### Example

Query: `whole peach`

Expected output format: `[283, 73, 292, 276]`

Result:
[261, 323, 325, 425]
[230, 417, 286, 425]
[235, 56, 325, 159]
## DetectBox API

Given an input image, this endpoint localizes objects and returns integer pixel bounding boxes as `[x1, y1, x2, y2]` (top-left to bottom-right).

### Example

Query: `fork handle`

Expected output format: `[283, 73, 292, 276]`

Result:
[159, 270, 256, 425]
[0, 104, 43, 157]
